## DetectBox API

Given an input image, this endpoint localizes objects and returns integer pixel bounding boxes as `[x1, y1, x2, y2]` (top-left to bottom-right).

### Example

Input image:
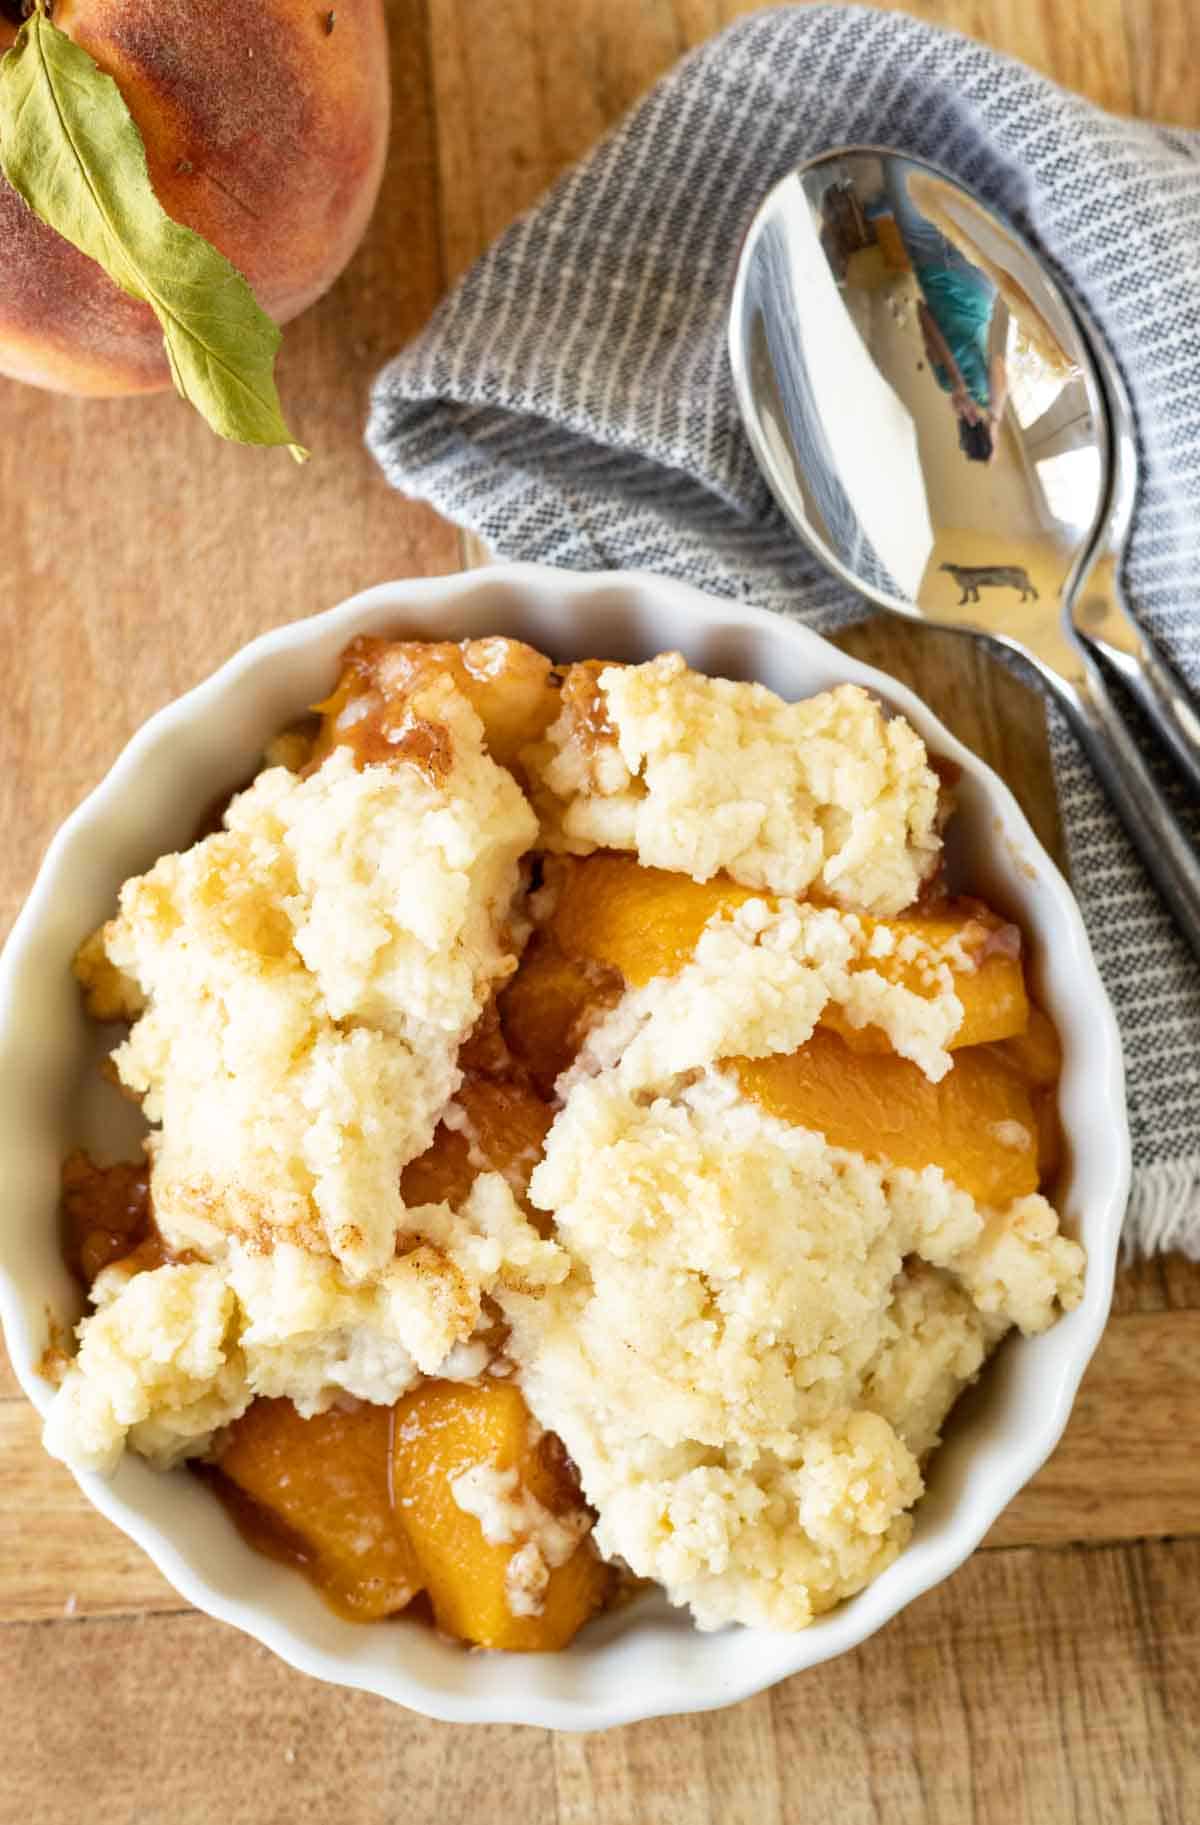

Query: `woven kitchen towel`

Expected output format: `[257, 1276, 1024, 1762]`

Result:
[368, 4, 1200, 1254]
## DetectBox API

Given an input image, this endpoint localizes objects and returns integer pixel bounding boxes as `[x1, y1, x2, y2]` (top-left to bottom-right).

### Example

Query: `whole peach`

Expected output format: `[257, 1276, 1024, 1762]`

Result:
[0, 0, 389, 395]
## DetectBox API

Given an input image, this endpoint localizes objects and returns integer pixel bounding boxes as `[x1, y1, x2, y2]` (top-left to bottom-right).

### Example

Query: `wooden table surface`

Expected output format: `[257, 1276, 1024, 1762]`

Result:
[2, 3, 1198, 1820]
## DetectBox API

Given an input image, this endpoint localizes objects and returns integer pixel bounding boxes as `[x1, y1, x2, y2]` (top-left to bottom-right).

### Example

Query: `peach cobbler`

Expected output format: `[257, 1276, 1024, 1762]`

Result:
[45, 635, 1083, 1647]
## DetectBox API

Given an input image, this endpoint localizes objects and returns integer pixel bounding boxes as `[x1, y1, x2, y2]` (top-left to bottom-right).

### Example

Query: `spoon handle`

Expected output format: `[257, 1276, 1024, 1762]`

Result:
[1044, 652, 1200, 959]
[1076, 623, 1200, 800]
[1071, 560, 1200, 796]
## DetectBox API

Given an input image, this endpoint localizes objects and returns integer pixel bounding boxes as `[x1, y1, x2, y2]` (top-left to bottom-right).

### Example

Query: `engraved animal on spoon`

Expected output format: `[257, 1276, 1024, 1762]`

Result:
[940, 562, 1039, 604]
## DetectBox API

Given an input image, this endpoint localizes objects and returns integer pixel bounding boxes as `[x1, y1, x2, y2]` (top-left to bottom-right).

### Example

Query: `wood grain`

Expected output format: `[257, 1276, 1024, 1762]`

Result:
[0, 2, 456, 950]
[0, 1403, 180, 1622]
[984, 1310, 1200, 1548]
[2, 1540, 1196, 1825]
[1123, 0, 1197, 123]
[3, 0, 1200, 1816]
[427, 0, 1138, 292]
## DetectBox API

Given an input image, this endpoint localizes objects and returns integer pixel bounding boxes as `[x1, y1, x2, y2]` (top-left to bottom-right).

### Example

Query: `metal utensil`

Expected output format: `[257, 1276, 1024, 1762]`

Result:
[1068, 324, 1200, 796]
[729, 146, 1200, 954]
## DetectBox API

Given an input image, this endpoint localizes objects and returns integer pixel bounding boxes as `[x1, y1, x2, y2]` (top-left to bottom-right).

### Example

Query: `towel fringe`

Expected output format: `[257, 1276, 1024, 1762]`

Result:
[1122, 1157, 1200, 1260]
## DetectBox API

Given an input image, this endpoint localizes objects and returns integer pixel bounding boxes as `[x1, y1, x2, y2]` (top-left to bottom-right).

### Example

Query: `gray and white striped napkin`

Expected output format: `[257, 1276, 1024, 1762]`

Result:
[367, 4, 1200, 1255]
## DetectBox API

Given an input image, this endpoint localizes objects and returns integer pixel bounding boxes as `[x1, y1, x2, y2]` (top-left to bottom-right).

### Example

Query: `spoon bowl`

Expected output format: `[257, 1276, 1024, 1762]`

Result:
[730, 146, 1200, 955]
[730, 147, 1104, 665]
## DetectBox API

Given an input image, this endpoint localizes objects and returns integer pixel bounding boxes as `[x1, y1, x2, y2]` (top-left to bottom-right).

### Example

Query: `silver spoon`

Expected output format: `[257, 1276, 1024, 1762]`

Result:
[1068, 320, 1200, 795]
[729, 146, 1200, 956]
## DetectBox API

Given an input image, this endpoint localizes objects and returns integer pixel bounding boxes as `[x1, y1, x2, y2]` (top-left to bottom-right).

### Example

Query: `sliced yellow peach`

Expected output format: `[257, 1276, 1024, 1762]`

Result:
[990, 1004, 1062, 1088]
[1032, 1089, 1063, 1184]
[988, 1005, 1062, 1186]
[549, 853, 760, 983]
[546, 854, 1028, 1050]
[733, 1028, 1040, 1206]
[391, 1379, 610, 1652]
[401, 1074, 553, 1212]
[824, 906, 1028, 1051]
[498, 931, 622, 1097]
[215, 1398, 421, 1622]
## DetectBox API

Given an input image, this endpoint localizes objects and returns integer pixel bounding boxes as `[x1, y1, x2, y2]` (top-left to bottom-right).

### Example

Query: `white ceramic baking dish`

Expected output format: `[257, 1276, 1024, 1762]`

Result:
[0, 564, 1127, 1728]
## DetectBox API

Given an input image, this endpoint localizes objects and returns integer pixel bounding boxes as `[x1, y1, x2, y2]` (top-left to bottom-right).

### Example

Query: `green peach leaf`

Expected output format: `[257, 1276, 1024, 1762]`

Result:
[0, 8, 308, 458]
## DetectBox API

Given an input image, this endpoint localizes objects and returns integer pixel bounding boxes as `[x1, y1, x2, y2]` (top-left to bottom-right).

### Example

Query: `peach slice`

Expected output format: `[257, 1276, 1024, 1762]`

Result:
[549, 853, 759, 981]
[215, 1398, 421, 1622]
[733, 1028, 1040, 1206]
[546, 854, 1028, 1051]
[391, 1379, 610, 1652]
[498, 933, 622, 1097]
[990, 1005, 1061, 1088]
[989, 1006, 1063, 1183]
[400, 1074, 553, 1213]
[822, 904, 1028, 1051]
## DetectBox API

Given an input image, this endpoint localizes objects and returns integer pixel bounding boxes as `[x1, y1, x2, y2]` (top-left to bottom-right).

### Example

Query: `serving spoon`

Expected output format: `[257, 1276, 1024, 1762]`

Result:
[1068, 330, 1200, 796]
[729, 146, 1200, 956]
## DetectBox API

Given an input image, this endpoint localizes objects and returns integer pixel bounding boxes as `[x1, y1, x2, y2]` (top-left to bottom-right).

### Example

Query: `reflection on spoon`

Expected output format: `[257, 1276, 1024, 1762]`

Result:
[730, 146, 1200, 955]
